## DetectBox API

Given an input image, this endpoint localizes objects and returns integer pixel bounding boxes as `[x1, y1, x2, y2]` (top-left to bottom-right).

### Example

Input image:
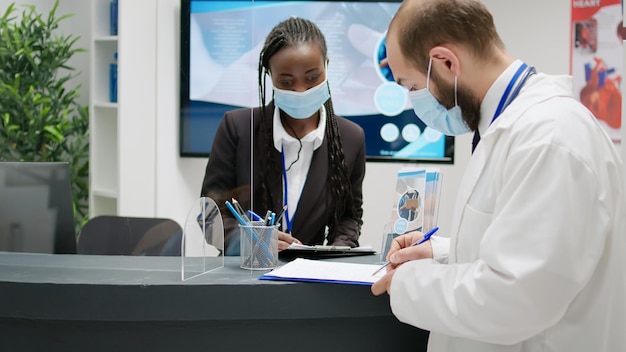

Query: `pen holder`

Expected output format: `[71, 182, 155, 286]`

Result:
[239, 221, 278, 270]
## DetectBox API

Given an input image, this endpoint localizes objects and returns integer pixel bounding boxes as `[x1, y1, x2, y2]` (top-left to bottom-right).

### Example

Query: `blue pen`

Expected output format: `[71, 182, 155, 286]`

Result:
[248, 210, 263, 221]
[372, 227, 440, 276]
[225, 201, 249, 226]
[269, 212, 276, 226]
[415, 226, 439, 245]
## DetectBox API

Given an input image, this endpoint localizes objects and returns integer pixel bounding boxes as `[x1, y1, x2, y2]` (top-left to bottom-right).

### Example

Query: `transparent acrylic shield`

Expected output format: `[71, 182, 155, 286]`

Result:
[181, 197, 224, 281]
[380, 223, 399, 263]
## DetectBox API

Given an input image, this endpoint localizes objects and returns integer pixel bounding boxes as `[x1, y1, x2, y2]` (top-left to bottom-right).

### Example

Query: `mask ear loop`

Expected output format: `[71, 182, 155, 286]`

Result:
[454, 76, 458, 107]
[324, 61, 331, 96]
[267, 70, 274, 100]
[426, 58, 433, 90]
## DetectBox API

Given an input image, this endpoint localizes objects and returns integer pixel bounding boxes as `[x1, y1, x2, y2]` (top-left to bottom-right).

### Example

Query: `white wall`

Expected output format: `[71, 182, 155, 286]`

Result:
[150, 0, 573, 250]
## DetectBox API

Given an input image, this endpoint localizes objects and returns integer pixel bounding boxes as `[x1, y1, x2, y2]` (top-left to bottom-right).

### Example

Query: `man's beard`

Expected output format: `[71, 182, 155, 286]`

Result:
[430, 70, 481, 131]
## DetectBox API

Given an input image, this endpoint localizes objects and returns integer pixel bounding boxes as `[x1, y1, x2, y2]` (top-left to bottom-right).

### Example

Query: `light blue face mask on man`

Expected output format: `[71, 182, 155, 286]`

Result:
[408, 59, 471, 136]
[273, 79, 330, 119]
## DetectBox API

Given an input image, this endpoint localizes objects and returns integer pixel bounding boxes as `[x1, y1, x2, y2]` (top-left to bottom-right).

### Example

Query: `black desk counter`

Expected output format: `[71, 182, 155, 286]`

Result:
[0, 252, 429, 352]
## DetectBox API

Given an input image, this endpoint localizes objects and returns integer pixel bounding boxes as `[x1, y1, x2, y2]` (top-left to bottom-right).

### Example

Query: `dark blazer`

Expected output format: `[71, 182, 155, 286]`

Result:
[201, 103, 366, 251]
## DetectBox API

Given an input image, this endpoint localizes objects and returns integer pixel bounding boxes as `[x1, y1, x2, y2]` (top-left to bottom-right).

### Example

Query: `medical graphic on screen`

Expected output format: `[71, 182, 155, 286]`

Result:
[180, 0, 454, 162]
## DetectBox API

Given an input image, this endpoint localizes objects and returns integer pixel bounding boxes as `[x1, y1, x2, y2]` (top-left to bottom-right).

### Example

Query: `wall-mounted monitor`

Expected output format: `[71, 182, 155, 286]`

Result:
[180, 0, 454, 163]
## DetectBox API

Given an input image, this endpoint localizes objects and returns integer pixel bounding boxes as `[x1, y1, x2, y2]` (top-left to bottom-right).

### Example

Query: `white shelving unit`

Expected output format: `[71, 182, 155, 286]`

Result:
[89, 0, 158, 218]
[89, 0, 119, 216]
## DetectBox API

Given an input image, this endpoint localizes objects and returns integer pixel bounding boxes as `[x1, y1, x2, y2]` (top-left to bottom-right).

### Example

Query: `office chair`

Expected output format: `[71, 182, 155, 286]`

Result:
[0, 162, 76, 254]
[77, 216, 182, 256]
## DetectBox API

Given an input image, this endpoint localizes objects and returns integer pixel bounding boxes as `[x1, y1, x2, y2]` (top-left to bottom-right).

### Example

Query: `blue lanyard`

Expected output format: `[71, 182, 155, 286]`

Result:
[491, 63, 536, 125]
[281, 148, 295, 233]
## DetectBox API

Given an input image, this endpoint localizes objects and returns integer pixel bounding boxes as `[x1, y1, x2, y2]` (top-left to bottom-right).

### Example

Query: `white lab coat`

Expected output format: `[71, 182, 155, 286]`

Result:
[390, 72, 626, 352]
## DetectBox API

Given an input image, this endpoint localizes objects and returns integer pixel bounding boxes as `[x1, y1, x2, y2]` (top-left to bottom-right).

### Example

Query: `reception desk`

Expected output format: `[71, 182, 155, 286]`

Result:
[0, 252, 429, 352]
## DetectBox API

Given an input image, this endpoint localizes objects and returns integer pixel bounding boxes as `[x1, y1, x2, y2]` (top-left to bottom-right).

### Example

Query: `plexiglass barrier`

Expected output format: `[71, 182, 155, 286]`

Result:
[181, 197, 224, 281]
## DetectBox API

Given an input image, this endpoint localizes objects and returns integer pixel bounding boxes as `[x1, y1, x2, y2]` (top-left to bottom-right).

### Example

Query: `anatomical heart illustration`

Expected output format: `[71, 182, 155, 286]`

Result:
[571, 1, 622, 142]
[580, 57, 622, 130]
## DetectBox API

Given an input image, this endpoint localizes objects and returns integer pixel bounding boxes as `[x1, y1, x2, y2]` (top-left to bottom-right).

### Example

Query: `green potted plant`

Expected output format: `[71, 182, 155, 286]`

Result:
[0, 0, 89, 233]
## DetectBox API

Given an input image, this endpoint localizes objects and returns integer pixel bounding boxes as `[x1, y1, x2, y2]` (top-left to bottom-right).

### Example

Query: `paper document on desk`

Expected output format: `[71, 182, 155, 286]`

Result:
[259, 258, 385, 286]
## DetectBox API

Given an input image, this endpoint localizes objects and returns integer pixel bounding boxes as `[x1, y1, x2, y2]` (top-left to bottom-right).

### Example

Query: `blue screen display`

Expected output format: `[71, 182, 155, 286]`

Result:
[180, 0, 454, 162]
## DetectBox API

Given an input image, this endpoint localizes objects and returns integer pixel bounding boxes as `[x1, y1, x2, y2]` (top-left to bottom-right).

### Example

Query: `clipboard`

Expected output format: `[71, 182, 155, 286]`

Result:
[279, 244, 376, 261]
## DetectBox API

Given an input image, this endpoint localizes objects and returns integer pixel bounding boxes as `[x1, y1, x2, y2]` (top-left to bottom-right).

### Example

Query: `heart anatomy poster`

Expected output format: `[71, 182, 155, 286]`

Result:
[571, 0, 623, 142]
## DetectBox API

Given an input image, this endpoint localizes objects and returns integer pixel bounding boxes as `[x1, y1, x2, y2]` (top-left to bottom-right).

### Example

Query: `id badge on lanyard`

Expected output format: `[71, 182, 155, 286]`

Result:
[281, 148, 296, 233]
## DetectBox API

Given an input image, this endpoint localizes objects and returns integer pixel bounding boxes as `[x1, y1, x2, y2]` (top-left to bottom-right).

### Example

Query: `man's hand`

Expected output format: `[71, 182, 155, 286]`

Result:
[371, 266, 397, 295]
[370, 231, 434, 296]
[387, 231, 434, 263]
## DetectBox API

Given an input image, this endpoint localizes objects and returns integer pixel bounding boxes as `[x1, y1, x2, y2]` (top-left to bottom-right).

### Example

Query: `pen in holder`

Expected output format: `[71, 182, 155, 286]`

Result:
[239, 221, 279, 270]
[224, 200, 277, 270]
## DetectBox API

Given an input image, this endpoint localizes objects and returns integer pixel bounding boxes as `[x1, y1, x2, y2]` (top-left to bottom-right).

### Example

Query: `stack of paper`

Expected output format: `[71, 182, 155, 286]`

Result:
[259, 258, 385, 286]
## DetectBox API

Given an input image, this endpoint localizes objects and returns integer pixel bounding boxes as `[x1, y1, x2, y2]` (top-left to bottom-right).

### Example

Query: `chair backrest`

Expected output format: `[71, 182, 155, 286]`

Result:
[0, 162, 76, 254]
[77, 216, 182, 256]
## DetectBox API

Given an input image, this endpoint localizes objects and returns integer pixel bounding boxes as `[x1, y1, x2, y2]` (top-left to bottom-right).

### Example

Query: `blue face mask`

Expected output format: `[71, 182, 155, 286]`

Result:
[408, 59, 470, 136]
[273, 79, 330, 119]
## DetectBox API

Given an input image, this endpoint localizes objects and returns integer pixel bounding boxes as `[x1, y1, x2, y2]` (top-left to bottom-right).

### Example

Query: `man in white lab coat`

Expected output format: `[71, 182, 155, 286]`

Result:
[371, 1, 626, 351]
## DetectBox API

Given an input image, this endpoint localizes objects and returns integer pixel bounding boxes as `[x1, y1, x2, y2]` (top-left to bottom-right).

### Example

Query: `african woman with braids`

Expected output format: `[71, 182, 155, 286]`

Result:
[201, 17, 366, 255]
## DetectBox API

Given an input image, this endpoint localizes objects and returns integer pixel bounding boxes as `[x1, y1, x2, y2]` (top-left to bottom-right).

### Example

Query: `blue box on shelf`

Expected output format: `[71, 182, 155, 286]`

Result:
[110, 0, 118, 36]
[109, 52, 117, 103]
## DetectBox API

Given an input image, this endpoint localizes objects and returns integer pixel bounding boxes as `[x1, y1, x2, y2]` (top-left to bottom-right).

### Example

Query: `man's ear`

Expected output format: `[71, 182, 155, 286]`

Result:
[428, 46, 461, 78]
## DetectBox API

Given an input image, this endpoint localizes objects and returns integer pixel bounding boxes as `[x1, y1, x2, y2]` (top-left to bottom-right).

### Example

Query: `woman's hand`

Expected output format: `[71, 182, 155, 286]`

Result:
[277, 230, 302, 251]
